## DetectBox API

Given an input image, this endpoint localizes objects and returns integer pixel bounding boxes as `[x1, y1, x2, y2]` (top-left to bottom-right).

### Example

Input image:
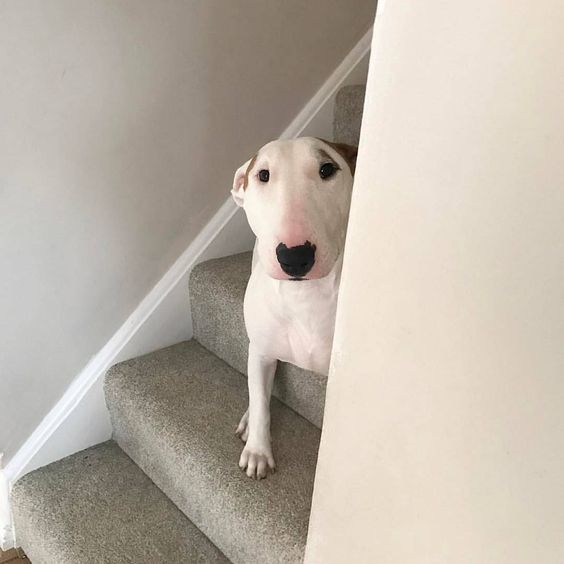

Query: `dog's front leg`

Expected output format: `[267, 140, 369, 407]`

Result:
[237, 343, 277, 479]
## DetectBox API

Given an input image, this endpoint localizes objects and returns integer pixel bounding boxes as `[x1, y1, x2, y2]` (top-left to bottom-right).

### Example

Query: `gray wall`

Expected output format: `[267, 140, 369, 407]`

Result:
[0, 0, 376, 465]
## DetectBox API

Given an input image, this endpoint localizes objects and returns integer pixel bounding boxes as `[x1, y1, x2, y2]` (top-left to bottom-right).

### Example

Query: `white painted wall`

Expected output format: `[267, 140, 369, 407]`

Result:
[306, 1, 564, 562]
[0, 0, 376, 467]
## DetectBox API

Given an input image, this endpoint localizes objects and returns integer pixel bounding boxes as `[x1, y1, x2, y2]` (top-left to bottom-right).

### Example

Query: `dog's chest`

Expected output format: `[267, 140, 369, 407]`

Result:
[244, 265, 340, 375]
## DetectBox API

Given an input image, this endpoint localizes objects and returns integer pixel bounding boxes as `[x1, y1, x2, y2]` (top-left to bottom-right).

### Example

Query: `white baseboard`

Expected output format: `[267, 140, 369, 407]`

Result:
[0, 457, 11, 551]
[0, 25, 372, 550]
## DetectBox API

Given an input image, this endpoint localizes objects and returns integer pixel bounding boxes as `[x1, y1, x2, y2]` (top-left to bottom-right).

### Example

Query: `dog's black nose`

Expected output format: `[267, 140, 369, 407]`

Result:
[276, 241, 316, 278]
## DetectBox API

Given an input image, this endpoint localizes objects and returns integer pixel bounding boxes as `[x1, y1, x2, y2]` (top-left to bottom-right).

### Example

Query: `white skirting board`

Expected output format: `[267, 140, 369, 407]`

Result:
[0, 26, 372, 550]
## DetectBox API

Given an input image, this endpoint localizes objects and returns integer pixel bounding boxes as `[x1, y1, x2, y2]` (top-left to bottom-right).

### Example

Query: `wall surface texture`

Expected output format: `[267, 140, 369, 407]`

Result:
[0, 0, 376, 465]
[306, 1, 564, 562]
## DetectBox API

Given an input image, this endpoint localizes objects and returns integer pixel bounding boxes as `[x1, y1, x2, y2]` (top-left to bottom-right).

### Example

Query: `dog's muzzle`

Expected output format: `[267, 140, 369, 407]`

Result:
[276, 241, 316, 278]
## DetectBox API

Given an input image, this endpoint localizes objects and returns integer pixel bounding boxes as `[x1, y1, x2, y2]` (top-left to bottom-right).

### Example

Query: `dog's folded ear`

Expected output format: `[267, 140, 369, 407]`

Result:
[317, 139, 358, 175]
[231, 155, 257, 207]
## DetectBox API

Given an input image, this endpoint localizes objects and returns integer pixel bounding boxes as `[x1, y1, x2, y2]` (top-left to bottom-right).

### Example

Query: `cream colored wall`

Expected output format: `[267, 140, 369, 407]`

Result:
[306, 1, 564, 562]
[0, 0, 375, 465]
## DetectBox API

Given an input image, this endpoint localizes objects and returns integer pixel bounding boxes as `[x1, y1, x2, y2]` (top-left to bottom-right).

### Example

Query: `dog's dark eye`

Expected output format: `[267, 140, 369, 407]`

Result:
[258, 169, 270, 183]
[319, 162, 337, 180]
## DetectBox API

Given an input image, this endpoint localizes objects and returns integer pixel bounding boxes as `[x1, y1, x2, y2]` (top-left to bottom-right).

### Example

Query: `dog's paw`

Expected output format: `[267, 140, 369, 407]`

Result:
[239, 442, 276, 480]
[235, 409, 249, 442]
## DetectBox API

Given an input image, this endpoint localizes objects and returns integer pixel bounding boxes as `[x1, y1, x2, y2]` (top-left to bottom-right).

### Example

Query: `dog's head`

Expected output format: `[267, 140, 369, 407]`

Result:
[231, 137, 357, 280]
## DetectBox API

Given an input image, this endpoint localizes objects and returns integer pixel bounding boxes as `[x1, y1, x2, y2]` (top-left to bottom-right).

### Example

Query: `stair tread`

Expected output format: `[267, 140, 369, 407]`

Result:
[105, 340, 321, 564]
[11, 441, 229, 564]
[190, 252, 327, 429]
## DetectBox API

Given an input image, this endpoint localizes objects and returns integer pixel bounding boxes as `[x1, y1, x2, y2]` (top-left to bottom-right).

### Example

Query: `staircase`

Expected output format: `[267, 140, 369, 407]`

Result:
[10, 84, 365, 564]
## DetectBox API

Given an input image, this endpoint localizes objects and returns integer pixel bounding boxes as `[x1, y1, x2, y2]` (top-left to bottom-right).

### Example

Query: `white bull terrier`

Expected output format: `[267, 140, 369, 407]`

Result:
[231, 136, 357, 479]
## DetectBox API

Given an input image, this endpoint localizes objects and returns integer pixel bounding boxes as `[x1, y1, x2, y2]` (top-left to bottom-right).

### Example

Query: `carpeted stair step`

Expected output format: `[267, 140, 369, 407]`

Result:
[333, 84, 366, 146]
[190, 252, 327, 429]
[104, 340, 320, 564]
[105, 341, 320, 564]
[11, 441, 229, 564]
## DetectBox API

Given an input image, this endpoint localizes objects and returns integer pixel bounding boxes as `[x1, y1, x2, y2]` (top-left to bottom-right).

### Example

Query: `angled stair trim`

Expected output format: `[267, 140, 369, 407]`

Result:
[281, 26, 372, 140]
[2, 194, 238, 489]
[0, 461, 12, 551]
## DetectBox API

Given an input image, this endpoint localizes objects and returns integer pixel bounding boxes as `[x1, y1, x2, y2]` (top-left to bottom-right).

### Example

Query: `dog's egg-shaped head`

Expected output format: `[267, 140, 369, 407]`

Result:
[231, 137, 357, 280]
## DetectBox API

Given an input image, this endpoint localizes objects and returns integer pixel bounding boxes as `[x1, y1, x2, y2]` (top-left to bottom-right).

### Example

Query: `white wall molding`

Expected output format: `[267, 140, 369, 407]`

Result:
[0, 457, 13, 550]
[281, 26, 372, 140]
[0, 195, 241, 550]
[0, 25, 372, 549]
[3, 195, 238, 481]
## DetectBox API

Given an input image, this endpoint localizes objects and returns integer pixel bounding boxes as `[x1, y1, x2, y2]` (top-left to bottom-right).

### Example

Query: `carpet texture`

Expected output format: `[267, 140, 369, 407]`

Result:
[333, 84, 366, 147]
[105, 341, 321, 564]
[11, 441, 228, 564]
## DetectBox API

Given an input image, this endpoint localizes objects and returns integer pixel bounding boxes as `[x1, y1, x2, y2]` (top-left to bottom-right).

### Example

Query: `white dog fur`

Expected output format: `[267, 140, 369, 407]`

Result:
[231, 136, 357, 479]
